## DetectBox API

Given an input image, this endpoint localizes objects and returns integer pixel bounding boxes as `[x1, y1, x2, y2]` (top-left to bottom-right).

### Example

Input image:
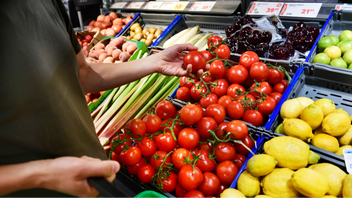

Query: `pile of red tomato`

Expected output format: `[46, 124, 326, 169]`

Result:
[109, 100, 256, 197]
[177, 36, 290, 127]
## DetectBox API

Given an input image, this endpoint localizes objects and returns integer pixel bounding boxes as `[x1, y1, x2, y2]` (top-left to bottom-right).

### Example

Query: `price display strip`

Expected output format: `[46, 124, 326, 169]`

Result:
[189, 1, 216, 12]
[335, 4, 352, 11]
[247, 2, 284, 16]
[143, 1, 163, 10]
[110, 2, 128, 9]
[159, 2, 188, 11]
[280, 3, 322, 18]
[344, 149, 352, 174]
[126, 2, 144, 9]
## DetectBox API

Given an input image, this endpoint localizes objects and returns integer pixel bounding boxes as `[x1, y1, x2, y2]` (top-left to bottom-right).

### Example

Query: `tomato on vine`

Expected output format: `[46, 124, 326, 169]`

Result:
[119, 146, 142, 166]
[156, 100, 176, 119]
[180, 104, 203, 126]
[184, 190, 205, 198]
[215, 44, 231, 59]
[180, 76, 196, 89]
[243, 109, 263, 127]
[205, 104, 226, 124]
[178, 165, 204, 191]
[250, 62, 269, 82]
[267, 67, 285, 85]
[155, 132, 177, 152]
[156, 172, 178, 193]
[196, 149, 216, 172]
[227, 83, 245, 99]
[257, 96, 277, 116]
[198, 172, 221, 196]
[137, 164, 155, 183]
[172, 148, 194, 169]
[239, 51, 259, 70]
[199, 93, 218, 108]
[196, 117, 217, 138]
[110, 133, 132, 154]
[250, 81, 273, 98]
[215, 122, 228, 140]
[183, 51, 207, 74]
[198, 138, 214, 153]
[127, 157, 145, 175]
[207, 35, 223, 51]
[236, 94, 257, 110]
[214, 142, 236, 163]
[233, 153, 246, 169]
[128, 119, 146, 138]
[202, 72, 215, 83]
[150, 150, 171, 171]
[216, 160, 238, 186]
[190, 82, 207, 101]
[176, 87, 191, 102]
[226, 101, 244, 119]
[209, 60, 226, 79]
[218, 95, 232, 109]
[201, 50, 214, 62]
[227, 65, 248, 84]
[226, 120, 248, 140]
[270, 92, 282, 103]
[143, 114, 161, 134]
[160, 118, 183, 137]
[137, 137, 157, 157]
[178, 128, 200, 149]
[273, 82, 286, 94]
[210, 79, 229, 97]
[234, 135, 255, 156]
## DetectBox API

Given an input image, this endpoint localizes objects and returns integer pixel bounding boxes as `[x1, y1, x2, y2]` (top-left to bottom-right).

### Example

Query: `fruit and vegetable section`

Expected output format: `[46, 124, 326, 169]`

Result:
[73, 6, 352, 198]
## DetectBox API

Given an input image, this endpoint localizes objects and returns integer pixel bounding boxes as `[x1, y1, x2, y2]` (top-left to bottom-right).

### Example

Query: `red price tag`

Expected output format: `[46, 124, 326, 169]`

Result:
[189, 2, 216, 12]
[280, 3, 321, 18]
[247, 2, 283, 15]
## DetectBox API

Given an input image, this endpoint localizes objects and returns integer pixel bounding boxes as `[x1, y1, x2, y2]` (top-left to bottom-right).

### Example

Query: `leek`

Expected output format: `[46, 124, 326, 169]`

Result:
[163, 29, 190, 48]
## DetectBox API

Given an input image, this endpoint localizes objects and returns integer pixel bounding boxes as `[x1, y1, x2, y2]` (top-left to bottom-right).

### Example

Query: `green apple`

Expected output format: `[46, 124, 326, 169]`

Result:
[339, 30, 352, 42]
[324, 46, 341, 59]
[318, 37, 333, 52]
[339, 40, 352, 54]
[329, 35, 340, 46]
[343, 49, 352, 65]
[337, 41, 343, 48]
[330, 58, 347, 68]
[313, 53, 331, 64]
[349, 63, 352, 69]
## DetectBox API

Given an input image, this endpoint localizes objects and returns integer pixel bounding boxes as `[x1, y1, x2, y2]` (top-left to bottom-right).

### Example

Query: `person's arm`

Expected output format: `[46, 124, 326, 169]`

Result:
[78, 44, 203, 94]
[0, 156, 119, 197]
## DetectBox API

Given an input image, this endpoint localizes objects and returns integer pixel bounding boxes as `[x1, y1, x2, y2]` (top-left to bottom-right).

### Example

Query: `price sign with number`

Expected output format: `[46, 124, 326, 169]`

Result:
[247, 2, 284, 15]
[280, 3, 322, 18]
[143, 1, 163, 10]
[159, 2, 176, 10]
[172, 2, 188, 11]
[335, 4, 352, 11]
[127, 2, 143, 9]
[111, 2, 127, 9]
[189, 2, 216, 12]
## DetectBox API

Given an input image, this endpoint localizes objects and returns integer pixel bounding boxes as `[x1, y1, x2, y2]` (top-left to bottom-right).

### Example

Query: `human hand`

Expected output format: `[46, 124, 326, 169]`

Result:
[155, 44, 210, 79]
[42, 156, 119, 197]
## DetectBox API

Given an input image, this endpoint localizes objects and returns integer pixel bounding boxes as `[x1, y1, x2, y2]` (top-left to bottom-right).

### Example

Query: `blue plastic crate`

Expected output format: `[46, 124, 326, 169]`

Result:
[151, 15, 182, 47]
[116, 13, 141, 37]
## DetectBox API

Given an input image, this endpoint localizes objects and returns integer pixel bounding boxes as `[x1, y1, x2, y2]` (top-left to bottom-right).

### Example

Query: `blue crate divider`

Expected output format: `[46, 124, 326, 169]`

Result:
[116, 13, 141, 37]
[170, 85, 180, 98]
[151, 15, 182, 47]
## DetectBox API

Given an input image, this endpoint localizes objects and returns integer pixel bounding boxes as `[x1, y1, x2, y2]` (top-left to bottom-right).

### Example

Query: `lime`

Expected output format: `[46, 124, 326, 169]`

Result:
[313, 53, 330, 64]
[324, 46, 341, 59]
[343, 49, 352, 65]
[337, 41, 343, 48]
[329, 35, 340, 46]
[318, 37, 333, 51]
[330, 58, 348, 68]
[339, 30, 352, 42]
[339, 40, 352, 53]
[349, 63, 352, 69]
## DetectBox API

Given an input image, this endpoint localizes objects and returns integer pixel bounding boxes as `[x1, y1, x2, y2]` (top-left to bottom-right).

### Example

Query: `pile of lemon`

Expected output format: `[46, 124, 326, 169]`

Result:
[232, 136, 352, 198]
[276, 97, 352, 155]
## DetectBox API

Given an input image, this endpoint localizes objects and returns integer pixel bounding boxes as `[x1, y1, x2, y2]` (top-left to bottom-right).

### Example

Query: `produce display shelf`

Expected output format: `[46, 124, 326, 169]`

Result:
[266, 63, 352, 162]
[308, 9, 352, 71]
[118, 13, 181, 46]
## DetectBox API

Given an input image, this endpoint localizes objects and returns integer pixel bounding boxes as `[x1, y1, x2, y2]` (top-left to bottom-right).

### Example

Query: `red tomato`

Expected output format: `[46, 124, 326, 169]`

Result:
[201, 50, 214, 62]
[281, 80, 289, 89]
[243, 110, 263, 127]
[209, 60, 226, 79]
[198, 138, 214, 153]
[198, 172, 221, 196]
[177, 87, 191, 102]
[250, 62, 269, 82]
[226, 120, 248, 140]
[214, 142, 236, 163]
[215, 122, 228, 140]
[143, 114, 161, 134]
[239, 51, 259, 70]
[157, 172, 178, 192]
[126, 157, 145, 175]
[267, 68, 285, 85]
[202, 72, 215, 83]
[196, 149, 216, 172]
[199, 94, 218, 109]
[207, 35, 223, 51]
[190, 82, 207, 101]
[160, 118, 183, 137]
[257, 96, 277, 116]
[270, 92, 282, 103]
[137, 164, 155, 183]
[137, 137, 157, 157]
[178, 165, 204, 191]
[176, 184, 187, 197]
[273, 82, 286, 94]
[236, 94, 257, 110]
[216, 160, 238, 186]
[215, 184, 229, 197]
[210, 79, 229, 97]
[119, 146, 142, 166]
[128, 119, 146, 138]
[196, 117, 217, 138]
[226, 101, 244, 119]
[218, 95, 232, 109]
[150, 150, 171, 171]
[205, 104, 226, 124]
[233, 154, 246, 169]
[155, 132, 177, 152]
[184, 190, 205, 198]
[172, 148, 194, 169]
[250, 81, 273, 98]
[227, 83, 245, 99]
[215, 44, 231, 59]
[234, 135, 255, 156]
[156, 100, 177, 120]
[111, 151, 119, 162]
[178, 128, 200, 149]
[245, 75, 255, 87]
[180, 104, 203, 126]
[180, 76, 196, 89]
[184, 51, 207, 74]
[227, 65, 249, 84]
[111, 133, 132, 154]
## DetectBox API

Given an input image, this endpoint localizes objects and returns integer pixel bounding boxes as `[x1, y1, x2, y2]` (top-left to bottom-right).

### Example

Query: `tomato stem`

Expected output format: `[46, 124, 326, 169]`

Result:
[233, 140, 255, 156]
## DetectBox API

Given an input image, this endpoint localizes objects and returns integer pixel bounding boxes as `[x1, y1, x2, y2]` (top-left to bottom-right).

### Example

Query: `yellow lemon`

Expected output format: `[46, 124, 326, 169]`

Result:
[220, 188, 246, 198]
[343, 174, 352, 198]
[314, 126, 327, 136]
[246, 154, 278, 177]
[321, 195, 337, 198]
[291, 168, 329, 197]
[308, 150, 320, 164]
[255, 195, 273, 198]
[261, 168, 301, 198]
[264, 136, 309, 170]
[339, 126, 352, 145]
[322, 112, 351, 136]
[333, 108, 349, 117]
[296, 97, 314, 110]
[314, 98, 336, 116]
[309, 163, 346, 196]
[300, 104, 324, 130]
[237, 171, 260, 196]
[280, 99, 302, 119]
[283, 118, 314, 142]
[336, 145, 352, 156]
[311, 133, 339, 153]
[324, 45, 342, 59]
